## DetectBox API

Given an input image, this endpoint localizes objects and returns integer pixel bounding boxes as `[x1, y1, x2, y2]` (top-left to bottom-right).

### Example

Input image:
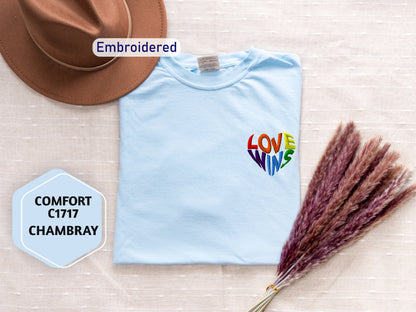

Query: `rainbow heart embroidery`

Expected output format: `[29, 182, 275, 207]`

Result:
[247, 132, 296, 176]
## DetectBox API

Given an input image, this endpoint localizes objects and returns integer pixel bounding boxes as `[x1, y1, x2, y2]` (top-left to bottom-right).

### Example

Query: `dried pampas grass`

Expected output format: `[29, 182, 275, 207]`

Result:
[247, 122, 416, 312]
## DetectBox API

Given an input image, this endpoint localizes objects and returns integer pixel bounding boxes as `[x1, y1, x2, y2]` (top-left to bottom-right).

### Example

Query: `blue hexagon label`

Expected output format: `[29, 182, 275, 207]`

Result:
[12, 169, 106, 268]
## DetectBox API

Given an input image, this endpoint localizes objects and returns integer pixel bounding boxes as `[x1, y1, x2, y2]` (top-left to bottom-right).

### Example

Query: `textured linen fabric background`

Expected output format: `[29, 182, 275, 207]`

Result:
[1, 0, 415, 311]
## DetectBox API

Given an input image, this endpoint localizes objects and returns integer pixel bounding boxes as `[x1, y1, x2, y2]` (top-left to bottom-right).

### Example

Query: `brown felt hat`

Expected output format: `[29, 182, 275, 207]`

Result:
[0, 0, 167, 105]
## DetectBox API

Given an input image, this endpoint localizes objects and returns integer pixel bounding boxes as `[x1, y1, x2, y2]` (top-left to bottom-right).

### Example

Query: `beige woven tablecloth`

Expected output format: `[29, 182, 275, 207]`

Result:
[1, 1, 415, 311]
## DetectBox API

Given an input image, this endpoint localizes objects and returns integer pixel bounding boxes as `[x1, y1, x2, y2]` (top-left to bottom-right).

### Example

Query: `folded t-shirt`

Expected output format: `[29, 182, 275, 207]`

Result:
[114, 47, 302, 264]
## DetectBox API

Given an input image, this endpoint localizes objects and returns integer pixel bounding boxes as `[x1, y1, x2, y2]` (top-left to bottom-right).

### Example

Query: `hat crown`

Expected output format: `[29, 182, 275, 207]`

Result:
[18, 0, 130, 69]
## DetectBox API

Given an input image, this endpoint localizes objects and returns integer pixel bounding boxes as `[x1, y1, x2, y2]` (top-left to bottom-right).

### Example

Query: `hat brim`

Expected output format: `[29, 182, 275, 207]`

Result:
[0, 0, 167, 105]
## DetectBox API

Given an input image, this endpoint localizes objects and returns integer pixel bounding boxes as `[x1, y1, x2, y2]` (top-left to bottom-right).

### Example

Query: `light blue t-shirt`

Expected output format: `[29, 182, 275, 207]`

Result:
[114, 47, 302, 264]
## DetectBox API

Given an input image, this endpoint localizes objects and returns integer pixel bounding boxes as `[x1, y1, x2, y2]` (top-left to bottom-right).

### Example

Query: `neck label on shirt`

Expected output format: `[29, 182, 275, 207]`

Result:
[197, 55, 220, 71]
